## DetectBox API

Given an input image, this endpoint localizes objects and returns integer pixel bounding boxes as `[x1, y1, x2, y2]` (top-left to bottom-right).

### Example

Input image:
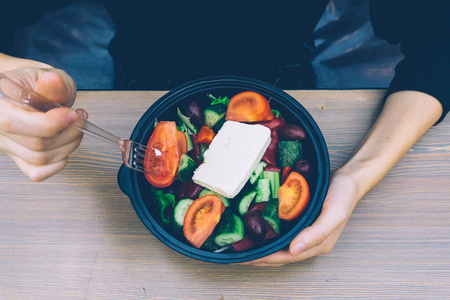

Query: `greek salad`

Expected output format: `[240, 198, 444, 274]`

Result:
[145, 91, 313, 252]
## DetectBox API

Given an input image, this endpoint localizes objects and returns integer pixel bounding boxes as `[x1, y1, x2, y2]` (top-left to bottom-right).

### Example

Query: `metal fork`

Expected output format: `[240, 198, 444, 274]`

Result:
[0, 74, 167, 175]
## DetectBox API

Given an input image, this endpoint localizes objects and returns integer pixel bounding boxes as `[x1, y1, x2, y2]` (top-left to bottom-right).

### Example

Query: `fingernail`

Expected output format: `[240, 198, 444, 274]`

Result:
[67, 110, 78, 123]
[291, 242, 306, 256]
[76, 109, 88, 119]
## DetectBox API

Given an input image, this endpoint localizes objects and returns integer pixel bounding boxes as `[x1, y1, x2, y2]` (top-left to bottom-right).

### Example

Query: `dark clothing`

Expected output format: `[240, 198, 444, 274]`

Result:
[370, 0, 450, 123]
[102, 1, 329, 90]
[2, 0, 450, 122]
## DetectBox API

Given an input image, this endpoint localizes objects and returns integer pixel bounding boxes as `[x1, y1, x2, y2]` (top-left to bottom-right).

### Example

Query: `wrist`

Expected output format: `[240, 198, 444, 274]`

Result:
[334, 90, 443, 204]
[334, 158, 377, 204]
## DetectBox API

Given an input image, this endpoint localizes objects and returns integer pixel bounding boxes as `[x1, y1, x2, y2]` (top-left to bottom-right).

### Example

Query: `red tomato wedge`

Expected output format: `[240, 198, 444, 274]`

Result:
[195, 125, 216, 145]
[281, 166, 292, 184]
[183, 195, 226, 248]
[278, 171, 310, 221]
[144, 121, 181, 188]
[225, 91, 274, 122]
[177, 130, 188, 154]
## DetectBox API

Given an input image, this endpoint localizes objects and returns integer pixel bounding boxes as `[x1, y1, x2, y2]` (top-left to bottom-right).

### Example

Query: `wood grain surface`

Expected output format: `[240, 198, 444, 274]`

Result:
[1, 90, 449, 299]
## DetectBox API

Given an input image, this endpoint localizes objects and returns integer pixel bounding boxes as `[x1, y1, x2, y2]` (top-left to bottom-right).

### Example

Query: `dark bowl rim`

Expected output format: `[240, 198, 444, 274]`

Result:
[117, 75, 330, 263]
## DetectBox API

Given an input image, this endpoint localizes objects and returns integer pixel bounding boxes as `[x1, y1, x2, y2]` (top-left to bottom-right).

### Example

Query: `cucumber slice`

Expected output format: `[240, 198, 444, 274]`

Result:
[255, 178, 271, 203]
[261, 170, 280, 199]
[262, 198, 282, 235]
[177, 107, 198, 134]
[183, 131, 193, 152]
[249, 161, 267, 185]
[177, 154, 197, 183]
[173, 198, 194, 227]
[212, 117, 226, 133]
[204, 103, 227, 128]
[198, 143, 208, 162]
[235, 187, 257, 216]
[199, 188, 230, 207]
[278, 140, 302, 167]
[213, 210, 245, 246]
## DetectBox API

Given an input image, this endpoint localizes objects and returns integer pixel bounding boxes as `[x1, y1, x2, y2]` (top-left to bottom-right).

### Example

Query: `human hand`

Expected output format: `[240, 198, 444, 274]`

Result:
[240, 90, 443, 267]
[241, 170, 358, 266]
[0, 67, 86, 181]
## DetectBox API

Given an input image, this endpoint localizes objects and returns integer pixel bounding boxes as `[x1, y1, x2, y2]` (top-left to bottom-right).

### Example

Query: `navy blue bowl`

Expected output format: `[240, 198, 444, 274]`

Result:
[118, 76, 329, 263]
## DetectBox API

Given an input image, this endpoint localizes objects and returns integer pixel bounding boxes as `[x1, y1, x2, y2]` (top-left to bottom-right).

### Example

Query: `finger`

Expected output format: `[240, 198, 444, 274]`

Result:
[0, 123, 82, 152]
[289, 205, 348, 256]
[237, 250, 294, 267]
[34, 70, 76, 106]
[237, 246, 331, 266]
[0, 131, 83, 166]
[0, 101, 78, 137]
[2, 68, 77, 107]
[240, 233, 331, 266]
[8, 153, 69, 182]
[1, 110, 84, 152]
[75, 108, 88, 119]
[239, 219, 348, 267]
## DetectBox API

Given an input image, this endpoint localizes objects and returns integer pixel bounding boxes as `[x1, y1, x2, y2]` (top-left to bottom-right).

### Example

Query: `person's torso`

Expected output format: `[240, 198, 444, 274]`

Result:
[103, 1, 329, 88]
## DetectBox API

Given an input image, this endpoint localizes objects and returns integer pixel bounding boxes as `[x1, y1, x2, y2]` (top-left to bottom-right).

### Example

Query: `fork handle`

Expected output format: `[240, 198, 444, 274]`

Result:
[71, 116, 122, 147]
[0, 74, 122, 147]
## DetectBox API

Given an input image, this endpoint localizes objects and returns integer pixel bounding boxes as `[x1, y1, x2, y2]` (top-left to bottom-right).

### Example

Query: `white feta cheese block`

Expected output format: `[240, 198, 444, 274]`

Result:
[192, 120, 271, 198]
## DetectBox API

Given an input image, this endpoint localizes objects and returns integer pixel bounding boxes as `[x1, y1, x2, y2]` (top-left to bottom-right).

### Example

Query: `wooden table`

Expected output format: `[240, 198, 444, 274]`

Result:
[1, 90, 449, 299]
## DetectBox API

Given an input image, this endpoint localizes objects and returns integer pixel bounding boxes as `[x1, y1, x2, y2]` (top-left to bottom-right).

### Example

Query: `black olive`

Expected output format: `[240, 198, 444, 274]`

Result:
[293, 159, 312, 179]
[279, 124, 306, 141]
[184, 101, 204, 127]
[243, 211, 267, 242]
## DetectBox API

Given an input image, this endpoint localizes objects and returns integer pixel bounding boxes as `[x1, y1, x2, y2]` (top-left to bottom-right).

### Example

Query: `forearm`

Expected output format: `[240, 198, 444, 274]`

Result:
[0, 53, 51, 73]
[339, 90, 443, 207]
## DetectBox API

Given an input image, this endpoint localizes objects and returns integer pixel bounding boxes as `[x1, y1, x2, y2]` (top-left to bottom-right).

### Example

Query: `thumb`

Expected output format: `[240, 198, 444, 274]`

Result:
[34, 70, 77, 107]
[289, 204, 347, 256]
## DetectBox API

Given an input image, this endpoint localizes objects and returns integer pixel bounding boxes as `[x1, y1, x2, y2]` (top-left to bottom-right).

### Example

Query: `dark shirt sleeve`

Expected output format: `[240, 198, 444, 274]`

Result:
[369, 0, 450, 124]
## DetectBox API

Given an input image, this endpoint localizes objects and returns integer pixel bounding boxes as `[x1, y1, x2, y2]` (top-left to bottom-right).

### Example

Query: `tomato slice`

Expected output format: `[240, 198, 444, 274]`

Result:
[183, 195, 226, 248]
[278, 171, 310, 221]
[177, 130, 188, 154]
[195, 125, 215, 145]
[225, 91, 274, 122]
[281, 166, 292, 184]
[144, 121, 181, 188]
